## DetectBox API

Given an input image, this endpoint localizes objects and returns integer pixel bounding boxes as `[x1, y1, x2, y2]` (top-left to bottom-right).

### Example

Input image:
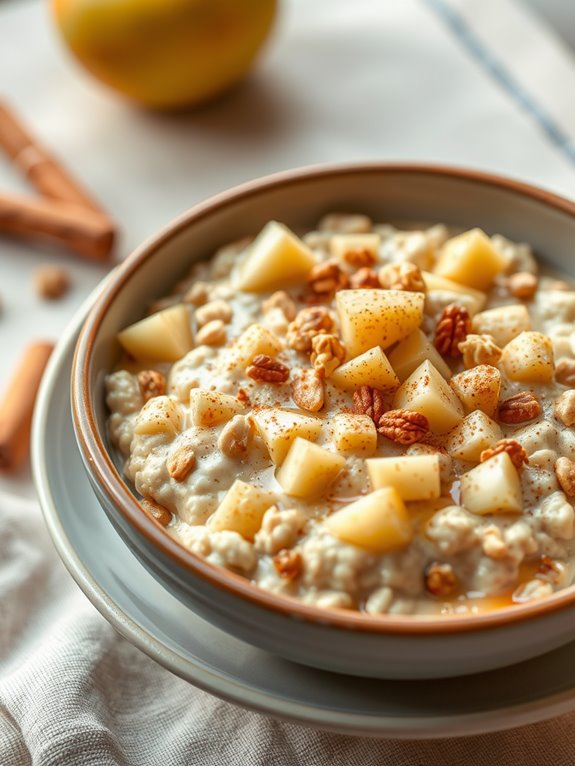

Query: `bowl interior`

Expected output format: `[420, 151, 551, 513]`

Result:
[78, 163, 575, 632]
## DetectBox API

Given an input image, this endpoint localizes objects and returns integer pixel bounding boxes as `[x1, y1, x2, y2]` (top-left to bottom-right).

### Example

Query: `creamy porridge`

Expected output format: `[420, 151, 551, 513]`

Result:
[106, 214, 575, 616]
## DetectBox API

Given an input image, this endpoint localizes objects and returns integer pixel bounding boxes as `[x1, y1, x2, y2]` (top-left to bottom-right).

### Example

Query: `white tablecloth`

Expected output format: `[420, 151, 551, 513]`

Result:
[2, 0, 575, 762]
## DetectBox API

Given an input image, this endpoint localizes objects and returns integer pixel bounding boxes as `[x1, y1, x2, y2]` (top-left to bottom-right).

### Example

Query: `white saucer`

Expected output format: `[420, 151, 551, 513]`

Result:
[32, 306, 575, 740]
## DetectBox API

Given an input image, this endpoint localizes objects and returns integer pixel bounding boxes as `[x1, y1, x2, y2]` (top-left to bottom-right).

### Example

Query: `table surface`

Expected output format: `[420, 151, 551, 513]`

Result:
[2, 0, 575, 761]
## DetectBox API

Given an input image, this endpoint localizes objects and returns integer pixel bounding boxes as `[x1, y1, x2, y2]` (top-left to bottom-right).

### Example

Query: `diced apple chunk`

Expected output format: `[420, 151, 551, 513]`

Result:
[422, 272, 487, 315]
[330, 346, 399, 392]
[388, 329, 452, 382]
[208, 480, 277, 540]
[252, 408, 322, 464]
[393, 360, 464, 434]
[472, 304, 532, 347]
[189, 390, 244, 427]
[117, 305, 193, 362]
[460, 452, 523, 515]
[324, 488, 413, 554]
[134, 395, 182, 437]
[434, 229, 507, 290]
[228, 323, 283, 367]
[445, 410, 502, 462]
[336, 289, 425, 358]
[329, 233, 381, 263]
[500, 331, 555, 384]
[366, 455, 440, 501]
[234, 221, 317, 292]
[276, 438, 346, 498]
[332, 413, 377, 456]
[450, 365, 501, 417]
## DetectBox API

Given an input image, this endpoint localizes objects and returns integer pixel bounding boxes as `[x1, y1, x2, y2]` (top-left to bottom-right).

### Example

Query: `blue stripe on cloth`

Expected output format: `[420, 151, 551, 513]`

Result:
[423, 0, 575, 164]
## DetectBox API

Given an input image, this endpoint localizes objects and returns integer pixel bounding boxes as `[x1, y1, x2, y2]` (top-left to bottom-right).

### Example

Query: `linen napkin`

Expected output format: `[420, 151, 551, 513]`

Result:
[2, 0, 575, 763]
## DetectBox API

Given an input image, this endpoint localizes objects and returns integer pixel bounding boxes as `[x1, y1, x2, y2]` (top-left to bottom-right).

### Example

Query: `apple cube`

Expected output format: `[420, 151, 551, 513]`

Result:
[434, 228, 507, 290]
[323, 487, 413, 554]
[189, 390, 244, 427]
[331, 413, 377, 456]
[500, 331, 555, 384]
[450, 365, 501, 417]
[336, 289, 425, 358]
[366, 455, 440, 501]
[330, 346, 399, 392]
[276, 437, 346, 498]
[234, 221, 317, 292]
[329, 233, 381, 263]
[460, 452, 523, 515]
[421, 272, 487, 315]
[208, 480, 277, 541]
[472, 304, 532, 347]
[388, 329, 452, 382]
[393, 360, 464, 434]
[252, 408, 322, 464]
[445, 410, 502, 462]
[134, 395, 182, 437]
[228, 323, 283, 368]
[117, 304, 193, 362]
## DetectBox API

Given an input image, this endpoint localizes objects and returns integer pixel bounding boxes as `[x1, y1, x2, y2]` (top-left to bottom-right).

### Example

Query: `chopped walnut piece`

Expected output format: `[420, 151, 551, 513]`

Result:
[166, 441, 196, 481]
[480, 439, 529, 470]
[350, 267, 380, 289]
[34, 265, 71, 300]
[377, 409, 428, 445]
[287, 306, 334, 352]
[291, 368, 325, 412]
[247, 354, 290, 383]
[195, 299, 232, 326]
[307, 259, 349, 297]
[140, 498, 172, 526]
[555, 358, 575, 387]
[507, 272, 538, 300]
[352, 385, 388, 425]
[310, 333, 346, 378]
[237, 387, 251, 406]
[183, 281, 210, 306]
[498, 392, 541, 424]
[537, 555, 562, 584]
[424, 562, 457, 597]
[218, 414, 254, 458]
[555, 457, 575, 496]
[137, 370, 167, 402]
[343, 248, 376, 268]
[378, 262, 426, 292]
[458, 333, 502, 368]
[262, 290, 297, 321]
[273, 549, 303, 580]
[195, 319, 227, 346]
[555, 390, 575, 427]
[434, 304, 471, 357]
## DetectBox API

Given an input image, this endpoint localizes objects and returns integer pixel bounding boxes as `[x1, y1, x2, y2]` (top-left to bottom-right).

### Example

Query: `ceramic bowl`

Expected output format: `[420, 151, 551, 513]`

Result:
[72, 163, 575, 679]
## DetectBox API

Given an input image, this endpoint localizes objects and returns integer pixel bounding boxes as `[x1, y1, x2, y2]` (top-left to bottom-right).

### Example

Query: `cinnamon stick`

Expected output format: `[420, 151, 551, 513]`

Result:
[0, 102, 107, 216]
[0, 341, 54, 472]
[0, 193, 115, 261]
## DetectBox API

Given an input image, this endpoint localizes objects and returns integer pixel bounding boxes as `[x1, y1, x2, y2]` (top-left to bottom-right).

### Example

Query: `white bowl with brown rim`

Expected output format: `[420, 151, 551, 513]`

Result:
[71, 163, 575, 679]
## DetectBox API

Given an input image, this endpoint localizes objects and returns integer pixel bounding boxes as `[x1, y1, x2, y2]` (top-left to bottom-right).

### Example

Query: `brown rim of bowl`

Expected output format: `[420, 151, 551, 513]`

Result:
[72, 161, 575, 635]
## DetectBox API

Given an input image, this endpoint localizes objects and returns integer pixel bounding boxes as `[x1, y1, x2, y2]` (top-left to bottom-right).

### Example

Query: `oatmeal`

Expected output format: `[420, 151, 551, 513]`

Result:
[106, 216, 575, 616]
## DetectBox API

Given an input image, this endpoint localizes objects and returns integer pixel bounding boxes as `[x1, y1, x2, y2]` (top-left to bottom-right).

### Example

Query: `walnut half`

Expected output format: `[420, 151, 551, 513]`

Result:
[377, 409, 429, 445]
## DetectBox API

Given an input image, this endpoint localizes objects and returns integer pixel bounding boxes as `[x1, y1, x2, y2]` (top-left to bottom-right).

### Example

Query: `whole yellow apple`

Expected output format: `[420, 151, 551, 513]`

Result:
[51, 0, 278, 109]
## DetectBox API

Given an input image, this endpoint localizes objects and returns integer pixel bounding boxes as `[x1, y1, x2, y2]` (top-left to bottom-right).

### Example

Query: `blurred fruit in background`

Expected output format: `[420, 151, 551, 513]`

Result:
[51, 0, 278, 110]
